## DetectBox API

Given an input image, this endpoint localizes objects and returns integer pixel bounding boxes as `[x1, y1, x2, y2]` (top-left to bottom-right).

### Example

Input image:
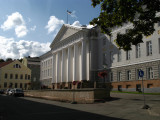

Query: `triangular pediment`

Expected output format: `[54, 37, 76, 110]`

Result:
[50, 24, 82, 48]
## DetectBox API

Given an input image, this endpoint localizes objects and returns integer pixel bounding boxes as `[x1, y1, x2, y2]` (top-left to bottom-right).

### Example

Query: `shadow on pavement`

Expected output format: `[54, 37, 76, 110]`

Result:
[0, 95, 126, 120]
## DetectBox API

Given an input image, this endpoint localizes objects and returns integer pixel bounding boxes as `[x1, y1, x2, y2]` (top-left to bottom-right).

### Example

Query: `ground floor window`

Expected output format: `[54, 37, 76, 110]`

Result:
[118, 85, 122, 91]
[136, 84, 141, 92]
[20, 83, 23, 88]
[147, 67, 154, 79]
[15, 83, 18, 88]
[147, 84, 153, 88]
[126, 85, 131, 89]
[4, 82, 7, 88]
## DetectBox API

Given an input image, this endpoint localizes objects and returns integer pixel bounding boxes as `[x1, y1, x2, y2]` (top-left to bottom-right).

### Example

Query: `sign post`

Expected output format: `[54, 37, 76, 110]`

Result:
[71, 81, 77, 104]
[138, 70, 150, 109]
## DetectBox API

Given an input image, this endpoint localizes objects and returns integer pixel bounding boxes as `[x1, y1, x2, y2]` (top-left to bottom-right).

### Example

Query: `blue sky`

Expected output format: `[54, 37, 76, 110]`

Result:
[0, 0, 100, 60]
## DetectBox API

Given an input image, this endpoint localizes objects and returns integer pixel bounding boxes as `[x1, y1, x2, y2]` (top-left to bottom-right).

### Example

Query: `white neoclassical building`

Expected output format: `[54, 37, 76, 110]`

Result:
[50, 24, 94, 89]
[40, 23, 160, 92]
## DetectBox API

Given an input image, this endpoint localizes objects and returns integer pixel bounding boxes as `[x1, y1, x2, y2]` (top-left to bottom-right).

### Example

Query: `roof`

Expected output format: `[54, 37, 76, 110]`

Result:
[0, 61, 13, 68]
[50, 24, 89, 48]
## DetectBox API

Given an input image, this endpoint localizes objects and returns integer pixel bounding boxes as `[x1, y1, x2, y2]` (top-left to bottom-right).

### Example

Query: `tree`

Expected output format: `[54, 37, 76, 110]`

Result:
[90, 0, 160, 50]
[0, 59, 5, 62]
[6, 58, 13, 62]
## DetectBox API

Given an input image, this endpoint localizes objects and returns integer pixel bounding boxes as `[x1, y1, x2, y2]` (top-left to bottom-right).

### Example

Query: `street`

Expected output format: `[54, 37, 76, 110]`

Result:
[0, 93, 160, 120]
[0, 94, 123, 120]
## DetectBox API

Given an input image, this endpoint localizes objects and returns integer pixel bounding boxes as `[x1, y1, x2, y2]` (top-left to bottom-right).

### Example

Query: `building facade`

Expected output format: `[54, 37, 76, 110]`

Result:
[40, 23, 160, 92]
[0, 60, 31, 90]
[22, 57, 41, 89]
[106, 22, 160, 93]
[40, 51, 53, 89]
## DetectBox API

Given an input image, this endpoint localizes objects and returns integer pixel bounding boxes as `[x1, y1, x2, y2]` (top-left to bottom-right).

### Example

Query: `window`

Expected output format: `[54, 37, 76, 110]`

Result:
[4, 82, 7, 88]
[15, 83, 17, 88]
[126, 85, 131, 89]
[147, 67, 154, 79]
[117, 50, 121, 62]
[136, 44, 141, 58]
[110, 72, 113, 82]
[146, 41, 152, 56]
[4, 73, 8, 79]
[126, 50, 131, 60]
[13, 64, 21, 68]
[20, 83, 23, 88]
[136, 84, 141, 92]
[147, 84, 153, 88]
[110, 51, 113, 63]
[103, 53, 107, 64]
[15, 74, 18, 79]
[25, 74, 27, 80]
[25, 83, 27, 89]
[28, 75, 30, 80]
[48, 69, 49, 76]
[118, 85, 122, 91]
[127, 70, 131, 80]
[20, 74, 23, 79]
[118, 72, 122, 81]
[103, 38, 106, 45]
[10, 74, 13, 79]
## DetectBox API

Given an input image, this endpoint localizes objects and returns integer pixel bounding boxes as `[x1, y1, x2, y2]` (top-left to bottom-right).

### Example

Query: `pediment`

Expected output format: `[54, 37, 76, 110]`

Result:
[50, 24, 82, 48]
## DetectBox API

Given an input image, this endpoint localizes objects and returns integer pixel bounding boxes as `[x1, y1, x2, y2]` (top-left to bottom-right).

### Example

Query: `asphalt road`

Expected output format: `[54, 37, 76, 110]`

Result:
[0, 94, 124, 120]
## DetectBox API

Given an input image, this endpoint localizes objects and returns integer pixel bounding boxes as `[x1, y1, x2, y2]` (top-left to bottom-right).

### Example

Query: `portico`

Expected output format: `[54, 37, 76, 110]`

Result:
[50, 24, 90, 89]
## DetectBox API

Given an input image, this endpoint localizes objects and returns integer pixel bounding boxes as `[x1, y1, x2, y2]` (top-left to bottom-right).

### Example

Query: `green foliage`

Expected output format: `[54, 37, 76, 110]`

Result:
[0, 59, 5, 62]
[6, 58, 13, 61]
[90, 0, 160, 50]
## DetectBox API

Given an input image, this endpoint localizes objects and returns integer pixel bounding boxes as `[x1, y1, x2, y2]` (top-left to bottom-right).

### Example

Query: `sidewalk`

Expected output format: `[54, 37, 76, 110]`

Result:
[24, 92, 160, 120]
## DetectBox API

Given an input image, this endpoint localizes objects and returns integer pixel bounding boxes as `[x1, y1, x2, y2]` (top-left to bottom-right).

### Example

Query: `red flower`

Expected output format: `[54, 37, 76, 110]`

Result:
[98, 71, 107, 78]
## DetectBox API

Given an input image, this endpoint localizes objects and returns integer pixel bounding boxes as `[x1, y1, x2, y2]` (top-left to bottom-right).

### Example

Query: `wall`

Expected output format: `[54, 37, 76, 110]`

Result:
[24, 89, 110, 103]
[111, 79, 160, 93]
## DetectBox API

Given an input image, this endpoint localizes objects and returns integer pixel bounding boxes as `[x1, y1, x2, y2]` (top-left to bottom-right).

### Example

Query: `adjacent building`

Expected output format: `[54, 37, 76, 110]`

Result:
[0, 60, 31, 90]
[40, 51, 53, 89]
[22, 57, 41, 89]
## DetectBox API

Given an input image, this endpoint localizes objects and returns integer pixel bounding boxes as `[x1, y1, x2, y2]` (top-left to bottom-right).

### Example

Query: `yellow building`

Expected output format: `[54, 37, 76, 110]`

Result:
[0, 60, 31, 90]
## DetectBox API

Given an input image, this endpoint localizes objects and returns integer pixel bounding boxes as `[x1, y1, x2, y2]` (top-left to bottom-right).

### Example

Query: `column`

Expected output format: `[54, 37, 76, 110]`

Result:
[61, 49, 64, 83]
[52, 54, 56, 83]
[56, 53, 58, 83]
[81, 40, 86, 80]
[67, 47, 70, 82]
[57, 51, 62, 83]
[73, 44, 78, 81]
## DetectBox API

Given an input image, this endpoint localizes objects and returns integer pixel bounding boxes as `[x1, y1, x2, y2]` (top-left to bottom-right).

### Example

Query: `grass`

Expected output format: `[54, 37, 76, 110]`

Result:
[111, 91, 160, 95]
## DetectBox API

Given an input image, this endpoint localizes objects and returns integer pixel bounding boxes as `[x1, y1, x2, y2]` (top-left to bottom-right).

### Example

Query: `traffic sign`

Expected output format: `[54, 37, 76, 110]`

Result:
[139, 70, 144, 77]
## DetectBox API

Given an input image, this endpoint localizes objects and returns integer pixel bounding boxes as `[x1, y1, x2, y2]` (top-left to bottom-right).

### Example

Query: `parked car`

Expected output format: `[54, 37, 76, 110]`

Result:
[5, 88, 11, 95]
[0, 89, 5, 94]
[12, 88, 24, 97]
[8, 89, 14, 96]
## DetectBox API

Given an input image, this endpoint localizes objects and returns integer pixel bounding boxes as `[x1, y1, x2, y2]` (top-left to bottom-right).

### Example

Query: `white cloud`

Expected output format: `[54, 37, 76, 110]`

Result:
[30, 25, 36, 31]
[0, 36, 50, 60]
[71, 21, 81, 27]
[15, 25, 28, 38]
[87, 24, 94, 28]
[45, 16, 64, 34]
[1, 12, 28, 38]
